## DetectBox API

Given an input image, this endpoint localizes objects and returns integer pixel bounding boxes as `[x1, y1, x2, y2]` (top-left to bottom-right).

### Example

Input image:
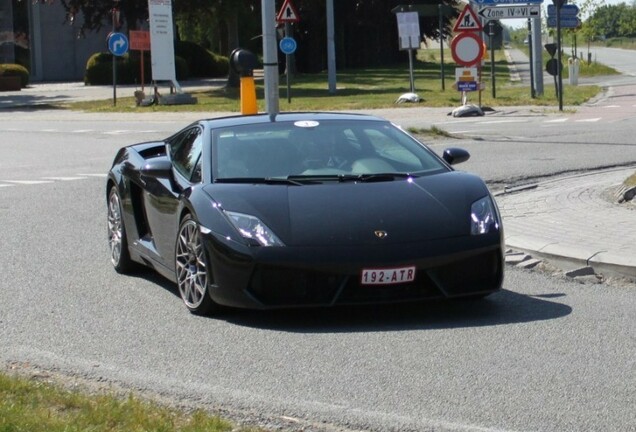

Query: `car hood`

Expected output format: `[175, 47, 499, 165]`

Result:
[203, 172, 491, 246]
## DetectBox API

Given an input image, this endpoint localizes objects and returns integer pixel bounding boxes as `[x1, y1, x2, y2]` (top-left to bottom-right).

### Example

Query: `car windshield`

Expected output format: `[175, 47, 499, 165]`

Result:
[212, 119, 448, 182]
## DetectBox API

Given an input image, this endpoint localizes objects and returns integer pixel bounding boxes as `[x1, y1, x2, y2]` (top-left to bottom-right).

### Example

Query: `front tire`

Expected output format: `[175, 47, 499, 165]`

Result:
[107, 186, 135, 273]
[175, 214, 218, 315]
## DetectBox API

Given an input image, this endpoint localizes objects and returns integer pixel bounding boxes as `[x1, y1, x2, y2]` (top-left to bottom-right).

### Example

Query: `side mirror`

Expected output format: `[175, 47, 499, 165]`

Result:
[141, 157, 173, 179]
[443, 147, 470, 165]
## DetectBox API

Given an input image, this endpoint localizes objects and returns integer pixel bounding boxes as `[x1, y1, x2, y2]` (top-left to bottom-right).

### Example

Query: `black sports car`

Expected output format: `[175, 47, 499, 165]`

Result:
[107, 112, 503, 315]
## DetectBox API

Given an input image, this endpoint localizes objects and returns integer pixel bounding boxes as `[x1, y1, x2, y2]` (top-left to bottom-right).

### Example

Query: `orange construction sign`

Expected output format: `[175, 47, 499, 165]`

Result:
[129, 30, 150, 51]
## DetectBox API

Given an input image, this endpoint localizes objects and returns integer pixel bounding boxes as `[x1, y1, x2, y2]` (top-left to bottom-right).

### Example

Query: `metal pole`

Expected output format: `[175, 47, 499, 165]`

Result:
[261, 0, 279, 115]
[556, 3, 563, 111]
[112, 5, 117, 107]
[489, 21, 495, 99]
[285, 22, 291, 103]
[527, 19, 535, 98]
[326, 0, 336, 94]
[408, 48, 416, 92]
[531, 17, 543, 96]
[439, 4, 445, 91]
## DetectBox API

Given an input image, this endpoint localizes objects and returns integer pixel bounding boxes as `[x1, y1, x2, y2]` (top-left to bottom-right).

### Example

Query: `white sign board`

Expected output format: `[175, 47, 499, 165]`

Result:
[148, 0, 176, 83]
[396, 12, 420, 50]
[478, 5, 541, 20]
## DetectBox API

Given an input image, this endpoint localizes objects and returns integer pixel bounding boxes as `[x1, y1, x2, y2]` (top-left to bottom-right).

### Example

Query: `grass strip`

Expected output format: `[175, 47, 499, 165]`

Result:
[0, 371, 240, 432]
[67, 48, 603, 113]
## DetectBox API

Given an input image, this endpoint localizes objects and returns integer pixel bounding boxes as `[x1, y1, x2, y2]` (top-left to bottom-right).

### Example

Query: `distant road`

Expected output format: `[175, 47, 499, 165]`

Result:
[507, 45, 636, 89]
[577, 45, 636, 77]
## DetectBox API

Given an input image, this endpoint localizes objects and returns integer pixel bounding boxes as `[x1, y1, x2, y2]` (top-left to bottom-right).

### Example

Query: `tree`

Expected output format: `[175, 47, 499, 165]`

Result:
[583, 3, 633, 40]
[35, 0, 461, 75]
[291, 0, 461, 72]
[173, 0, 261, 87]
[53, 0, 149, 35]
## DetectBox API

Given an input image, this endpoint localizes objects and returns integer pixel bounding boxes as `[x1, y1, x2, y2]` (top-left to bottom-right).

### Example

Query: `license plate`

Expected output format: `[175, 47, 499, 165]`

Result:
[361, 266, 416, 285]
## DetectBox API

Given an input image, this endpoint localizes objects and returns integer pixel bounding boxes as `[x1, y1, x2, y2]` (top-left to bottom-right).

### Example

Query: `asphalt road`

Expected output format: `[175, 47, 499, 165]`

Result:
[1, 59, 636, 430]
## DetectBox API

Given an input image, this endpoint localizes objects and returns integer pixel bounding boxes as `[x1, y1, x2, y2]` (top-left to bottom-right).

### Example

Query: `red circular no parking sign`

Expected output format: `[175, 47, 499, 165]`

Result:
[450, 32, 484, 67]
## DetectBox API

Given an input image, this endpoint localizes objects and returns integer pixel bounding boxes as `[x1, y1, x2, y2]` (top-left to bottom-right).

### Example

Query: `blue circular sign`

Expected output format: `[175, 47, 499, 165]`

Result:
[279, 37, 297, 55]
[108, 32, 129, 56]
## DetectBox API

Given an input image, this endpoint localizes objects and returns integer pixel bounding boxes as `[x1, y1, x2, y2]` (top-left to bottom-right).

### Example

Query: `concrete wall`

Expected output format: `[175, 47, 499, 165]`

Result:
[30, 3, 111, 81]
[0, 0, 15, 63]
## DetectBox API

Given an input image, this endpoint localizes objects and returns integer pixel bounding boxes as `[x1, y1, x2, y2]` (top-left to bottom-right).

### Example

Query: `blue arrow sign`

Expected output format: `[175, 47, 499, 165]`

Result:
[547, 4, 580, 17]
[471, 0, 543, 5]
[547, 16, 581, 28]
[279, 37, 297, 55]
[108, 32, 129, 56]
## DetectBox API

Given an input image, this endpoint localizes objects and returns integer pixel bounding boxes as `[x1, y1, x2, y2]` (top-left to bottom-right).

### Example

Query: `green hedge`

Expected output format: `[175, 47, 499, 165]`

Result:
[84, 52, 189, 85]
[175, 41, 229, 77]
[84, 41, 228, 85]
[0, 63, 29, 87]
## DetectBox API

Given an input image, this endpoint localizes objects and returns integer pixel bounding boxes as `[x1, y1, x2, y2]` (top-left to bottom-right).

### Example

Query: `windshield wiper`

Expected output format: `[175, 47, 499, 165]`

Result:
[286, 173, 416, 183]
[214, 177, 304, 186]
[347, 173, 416, 182]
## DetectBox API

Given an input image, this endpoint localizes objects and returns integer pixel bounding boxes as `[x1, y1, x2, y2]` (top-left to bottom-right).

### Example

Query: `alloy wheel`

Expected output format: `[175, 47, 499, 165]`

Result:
[107, 190, 123, 266]
[176, 218, 209, 309]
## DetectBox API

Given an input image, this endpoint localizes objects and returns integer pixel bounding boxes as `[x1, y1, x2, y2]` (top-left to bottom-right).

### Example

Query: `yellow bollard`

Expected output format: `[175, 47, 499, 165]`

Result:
[230, 48, 259, 115]
[240, 76, 257, 115]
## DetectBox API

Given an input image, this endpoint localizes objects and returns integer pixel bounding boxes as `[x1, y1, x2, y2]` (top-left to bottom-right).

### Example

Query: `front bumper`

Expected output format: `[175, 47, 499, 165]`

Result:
[203, 232, 504, 309]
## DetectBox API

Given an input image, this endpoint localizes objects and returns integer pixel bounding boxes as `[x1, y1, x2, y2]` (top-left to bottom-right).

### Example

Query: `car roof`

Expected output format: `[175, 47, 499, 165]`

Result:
[197, 112, 390, 129]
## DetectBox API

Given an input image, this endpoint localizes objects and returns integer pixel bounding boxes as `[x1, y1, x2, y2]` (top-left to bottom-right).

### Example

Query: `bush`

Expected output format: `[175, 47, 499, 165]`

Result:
[84, 52, 190, 85]
[84, 40, 228, 85]
[175, 40, 228, 78]
[209, 51, 229, 77]
[0, 63, 29, 87]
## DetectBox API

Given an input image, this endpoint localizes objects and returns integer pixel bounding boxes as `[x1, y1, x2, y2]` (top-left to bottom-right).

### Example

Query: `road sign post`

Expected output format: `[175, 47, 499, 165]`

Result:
[488, 21, 496, 99]
[450, 32, 484, 68]
[477, 5, 540, 20]
[555, 0, 564, 111]
[279, 34, 297, 103]
[396, 11, 420, 93]
[129, 31, 150, 92]
[107, 31, 128, 107]
[276, 0, 300, 103]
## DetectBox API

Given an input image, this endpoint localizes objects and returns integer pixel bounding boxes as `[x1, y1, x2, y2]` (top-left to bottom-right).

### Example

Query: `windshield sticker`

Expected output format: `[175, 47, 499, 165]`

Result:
[294, 120, 320, 128]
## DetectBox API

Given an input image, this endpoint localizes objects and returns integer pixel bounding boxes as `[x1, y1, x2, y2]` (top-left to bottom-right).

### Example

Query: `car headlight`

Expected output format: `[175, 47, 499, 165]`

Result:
[225, 211, 284, 246]
[471, 196, 499, 235]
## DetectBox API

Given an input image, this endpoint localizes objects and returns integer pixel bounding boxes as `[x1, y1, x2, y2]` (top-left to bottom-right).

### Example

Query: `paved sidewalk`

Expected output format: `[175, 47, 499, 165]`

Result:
[496, 167, 636, 280]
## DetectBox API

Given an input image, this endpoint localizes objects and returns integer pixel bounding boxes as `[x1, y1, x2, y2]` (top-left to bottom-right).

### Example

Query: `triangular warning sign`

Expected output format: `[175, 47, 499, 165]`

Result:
[453, 5, 482, 32]
[276, 0, 300, 23]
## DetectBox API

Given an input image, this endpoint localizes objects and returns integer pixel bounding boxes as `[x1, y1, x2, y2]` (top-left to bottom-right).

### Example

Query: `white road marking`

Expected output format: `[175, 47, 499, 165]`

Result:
[103, 130, 132, 135]
[0, 173, 108, 190]
[603, 105, 621, 108]
[544, 118, 569, 123]
[481, 120, 528, 125]
[4, 180, 54, 185]
[42, 176, 87, 181]
[2, 128, 159, 135]
[103, 130, 160, 135]
[451, 130, 482, 134]
[575, 118, 601, 122]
